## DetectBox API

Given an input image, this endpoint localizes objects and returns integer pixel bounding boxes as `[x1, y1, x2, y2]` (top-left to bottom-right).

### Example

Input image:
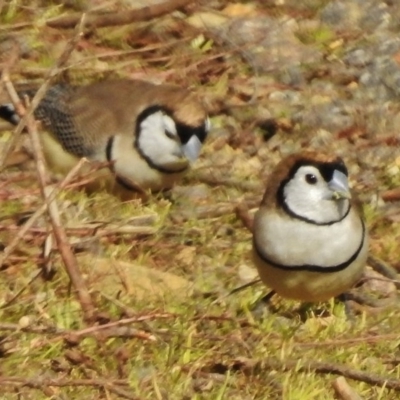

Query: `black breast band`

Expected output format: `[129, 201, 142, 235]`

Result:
[253, 218, 366, 273]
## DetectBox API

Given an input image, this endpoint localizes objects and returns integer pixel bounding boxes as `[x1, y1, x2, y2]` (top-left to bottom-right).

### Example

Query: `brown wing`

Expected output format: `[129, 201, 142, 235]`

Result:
[31, 79, 207, 159]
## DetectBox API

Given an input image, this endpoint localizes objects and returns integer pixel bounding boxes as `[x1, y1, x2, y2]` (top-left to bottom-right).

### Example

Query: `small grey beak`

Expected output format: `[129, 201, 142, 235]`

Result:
[182, 135, 202, 162]
[328, 170, 351, 200]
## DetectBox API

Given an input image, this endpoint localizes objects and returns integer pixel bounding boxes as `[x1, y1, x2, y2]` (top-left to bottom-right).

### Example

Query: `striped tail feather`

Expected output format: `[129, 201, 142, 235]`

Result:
[0, 103, 20, 125]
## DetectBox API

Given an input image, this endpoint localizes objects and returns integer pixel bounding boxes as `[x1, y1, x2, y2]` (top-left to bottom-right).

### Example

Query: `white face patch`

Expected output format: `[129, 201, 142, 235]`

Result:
[136, 110, 189, 172]
[283, 165, 350, 224]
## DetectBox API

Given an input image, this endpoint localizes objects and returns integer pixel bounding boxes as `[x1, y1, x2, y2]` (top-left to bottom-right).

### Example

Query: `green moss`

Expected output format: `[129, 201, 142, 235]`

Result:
[0, 2, 399, 398]
[296, 25, 335, 47]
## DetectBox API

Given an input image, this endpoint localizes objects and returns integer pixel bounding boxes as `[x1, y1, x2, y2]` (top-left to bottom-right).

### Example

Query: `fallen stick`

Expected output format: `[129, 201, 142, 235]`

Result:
[0, 15, 87, 170]
[0, 158, 88, 268]
[1, 15, 97, 323]
[381, 187, 400, 202]
[228, 357, 400, 392]
[22, 95, 95, 323]
[332, 376, 363, 400]
[0, 377, 140, 400]
[47, 0, 193, 29]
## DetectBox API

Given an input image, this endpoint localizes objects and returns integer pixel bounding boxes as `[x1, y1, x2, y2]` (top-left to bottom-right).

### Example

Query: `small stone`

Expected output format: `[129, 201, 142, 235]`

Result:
[186, 12, 228, 29]
[344, 49, 372, 67]
[238, 263, 259, 283]
[269, 90, 302, 104]
[362, 268, 396, 297]
[18, 316, 31, 329]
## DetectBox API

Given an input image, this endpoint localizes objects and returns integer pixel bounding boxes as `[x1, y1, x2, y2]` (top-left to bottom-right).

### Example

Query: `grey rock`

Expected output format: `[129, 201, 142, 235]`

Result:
[359, 2, 391, 31]
[220, 16, 322, 74]
[293, 100, 354, 134]
[321, 0, 390, 31]
[268, 90, 302, 105]
[344, 49, 373, 67]
[278, 66, 306, 86]
[374, 36, 400, 56]
[320, 1, 350, 27]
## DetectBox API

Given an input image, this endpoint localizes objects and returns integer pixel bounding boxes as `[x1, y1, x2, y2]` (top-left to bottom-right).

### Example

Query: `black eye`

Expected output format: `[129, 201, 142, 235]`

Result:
[165, 129, 176, 139]
[305, 174, 317, 184]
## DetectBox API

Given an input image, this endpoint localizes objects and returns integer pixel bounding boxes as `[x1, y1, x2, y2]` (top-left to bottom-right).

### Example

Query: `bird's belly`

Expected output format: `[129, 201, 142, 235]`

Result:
[39, 132, 183, 197]
[252, 211, 368, 301]
[40, 132, 122, 194]
[40, 131, 81, 175]
[115, 153, 185, 192]
[132, 167, 183, 191]
[253, 248, 366, 301]
[254, 212, 364, 269]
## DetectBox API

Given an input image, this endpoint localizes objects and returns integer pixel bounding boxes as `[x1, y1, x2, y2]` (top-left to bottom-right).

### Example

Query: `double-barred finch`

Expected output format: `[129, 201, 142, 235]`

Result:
[252, 151, 369, 302]
[0, 79, 210, 196]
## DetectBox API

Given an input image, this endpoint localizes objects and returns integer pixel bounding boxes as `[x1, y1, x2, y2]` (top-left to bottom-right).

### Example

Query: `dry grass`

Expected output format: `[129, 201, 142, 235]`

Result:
[0, 1, 400, 399]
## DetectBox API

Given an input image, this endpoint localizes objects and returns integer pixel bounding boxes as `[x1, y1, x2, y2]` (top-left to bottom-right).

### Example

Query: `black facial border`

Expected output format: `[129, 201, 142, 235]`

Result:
[277, 159, 350, 226]
[134, 105, 207, 174]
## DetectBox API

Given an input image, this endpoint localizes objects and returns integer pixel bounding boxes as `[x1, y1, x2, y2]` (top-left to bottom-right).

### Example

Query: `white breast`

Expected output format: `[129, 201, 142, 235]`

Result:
[253, 208, 364, 269]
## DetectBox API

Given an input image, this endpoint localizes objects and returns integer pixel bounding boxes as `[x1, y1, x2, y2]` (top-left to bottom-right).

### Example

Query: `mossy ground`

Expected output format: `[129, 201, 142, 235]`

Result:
[1, 1, 400, 399]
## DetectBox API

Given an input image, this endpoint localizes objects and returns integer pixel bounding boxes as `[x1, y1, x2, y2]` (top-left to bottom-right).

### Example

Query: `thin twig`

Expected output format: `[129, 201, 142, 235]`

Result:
[0, 376, 141, 400]
[332, 377, 363, 400]
[72, 313, 172, 337]
[367, 255, 400, 290]
[47, 0, 192, 29]
[0, 270, 43, 310]
[0, 22, 33, 31]
[0, 316, 163, 342]
[170, 197, 260, 222]
[235, 202, 254, 233]
[227, 279, 261, 296]
[0, 323, 64, 334]
[23, 99, 95, 323]
[230, 357, 400, 391]
[91, 326, 156, 341]
[0, 158, 88, 268]
[196, 171, 261, 192]
[1, 15, 97, 323]
[0, 37, 23, 170]
[381, 187, 400, 202]
[0, 14, 87, 171]
[0, 224, 156, 240]
[294, 333, 400, 348]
